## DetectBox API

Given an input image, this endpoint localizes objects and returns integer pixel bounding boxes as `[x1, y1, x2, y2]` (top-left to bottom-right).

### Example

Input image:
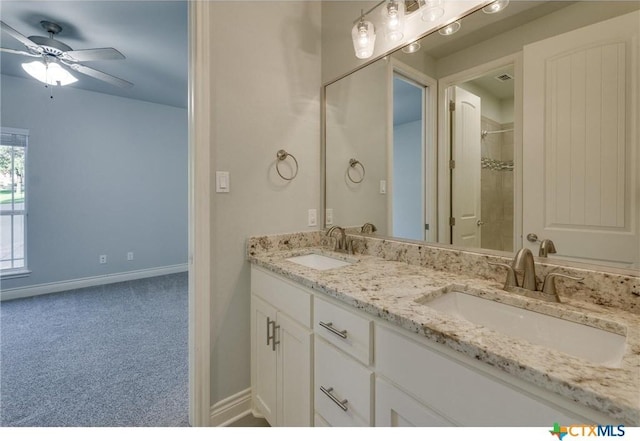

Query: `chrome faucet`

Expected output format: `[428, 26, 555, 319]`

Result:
[539, 239, 557, 257]
[512, 248, 538, 291]
[360, 222, 377, 234]
[326, 226, 352, 254]
[490, 247, 583, 303]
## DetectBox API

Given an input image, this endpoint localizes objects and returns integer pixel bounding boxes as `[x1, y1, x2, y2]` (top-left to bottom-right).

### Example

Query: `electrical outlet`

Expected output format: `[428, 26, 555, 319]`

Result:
[127, 252, 134, 261]
[99, 254, 107, 264]
[308, 209, 317, 227]
[326, 208, 333, 226]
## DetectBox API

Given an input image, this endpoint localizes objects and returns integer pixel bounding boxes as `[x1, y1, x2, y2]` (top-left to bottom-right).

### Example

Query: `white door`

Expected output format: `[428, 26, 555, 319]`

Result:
[523, 11, 640, 268]
[276, 311, 312, 427]
[451, 86, 482, 247]
[251, 295, 278, 425]
[375, 378, 453, 427]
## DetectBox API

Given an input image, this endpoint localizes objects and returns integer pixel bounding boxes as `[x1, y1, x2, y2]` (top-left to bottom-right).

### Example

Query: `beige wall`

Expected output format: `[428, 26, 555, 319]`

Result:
[208, 1, 321, 404]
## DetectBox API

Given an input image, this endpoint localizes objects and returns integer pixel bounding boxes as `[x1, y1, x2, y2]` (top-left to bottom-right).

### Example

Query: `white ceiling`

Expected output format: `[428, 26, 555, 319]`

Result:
[0, 0, 188, 109]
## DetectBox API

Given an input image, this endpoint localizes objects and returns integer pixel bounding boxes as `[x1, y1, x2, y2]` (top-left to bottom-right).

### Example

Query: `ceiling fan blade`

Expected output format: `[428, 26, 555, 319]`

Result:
[0, 47, 40, 57]
[0, 21, 39, 51]
[62, 47, 125, 62]
[68, 63, 133, 88]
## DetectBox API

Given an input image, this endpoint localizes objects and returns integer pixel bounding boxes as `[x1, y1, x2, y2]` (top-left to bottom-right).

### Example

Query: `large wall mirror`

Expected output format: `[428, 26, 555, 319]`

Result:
[324, 0, 640, 270]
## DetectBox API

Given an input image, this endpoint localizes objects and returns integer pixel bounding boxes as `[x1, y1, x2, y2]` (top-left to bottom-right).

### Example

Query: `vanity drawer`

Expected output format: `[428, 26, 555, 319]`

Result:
[314, 296, 372, 365]
[314, 336, 373, 426]
[251, 265, 312, 328]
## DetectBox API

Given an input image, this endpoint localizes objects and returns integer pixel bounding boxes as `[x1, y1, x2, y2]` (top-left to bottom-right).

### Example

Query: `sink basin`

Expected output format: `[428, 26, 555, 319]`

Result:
[420, 290, 626, 367]
[286, 253, 352, 271]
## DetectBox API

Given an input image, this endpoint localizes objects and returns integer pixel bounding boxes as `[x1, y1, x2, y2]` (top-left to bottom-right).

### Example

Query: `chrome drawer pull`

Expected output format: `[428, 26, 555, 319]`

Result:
[319, 321, 348, 339]
[320, 386, 348, 411]
[266, 317, 280, 351]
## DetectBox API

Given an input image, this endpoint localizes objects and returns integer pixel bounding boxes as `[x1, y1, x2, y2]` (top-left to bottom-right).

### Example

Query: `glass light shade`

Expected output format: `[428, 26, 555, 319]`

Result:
[438, 20, 461, 36]
[352, 19, 376, 59]
[381, 0, 405, 42]
[421, 0, 444, 22]
[483, 0, 509, 14]
[22, 60, 78, 86]
[402, 41, 421, 54]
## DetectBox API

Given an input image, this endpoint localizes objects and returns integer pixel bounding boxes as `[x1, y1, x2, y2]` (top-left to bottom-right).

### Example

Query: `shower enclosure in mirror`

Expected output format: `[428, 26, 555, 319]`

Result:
[323, 0, 640, 270]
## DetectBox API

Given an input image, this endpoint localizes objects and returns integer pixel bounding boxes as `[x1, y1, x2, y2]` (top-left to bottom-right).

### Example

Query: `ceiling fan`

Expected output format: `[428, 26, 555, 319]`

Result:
[0, 19, 133, 88]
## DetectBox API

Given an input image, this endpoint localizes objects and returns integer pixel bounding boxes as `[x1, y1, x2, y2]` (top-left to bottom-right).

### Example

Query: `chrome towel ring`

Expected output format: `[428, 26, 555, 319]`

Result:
[276, 149, 298, 181]
[347, 158, 365, 183]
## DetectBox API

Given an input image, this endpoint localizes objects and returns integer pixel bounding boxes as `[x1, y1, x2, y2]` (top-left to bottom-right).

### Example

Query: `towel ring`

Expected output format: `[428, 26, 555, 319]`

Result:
[276, 149, 298, 181]
[347, 158, 365, 183]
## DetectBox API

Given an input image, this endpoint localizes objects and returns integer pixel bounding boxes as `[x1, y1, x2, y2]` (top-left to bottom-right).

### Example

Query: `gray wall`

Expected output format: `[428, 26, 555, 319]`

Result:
[0, 74, 187, 290]
[208, 1, 321, 404]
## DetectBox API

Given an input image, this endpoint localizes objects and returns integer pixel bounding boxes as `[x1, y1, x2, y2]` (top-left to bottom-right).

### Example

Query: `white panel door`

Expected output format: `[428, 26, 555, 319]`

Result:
[451, 86, 482, 247]
[251, 295, 278, 425]
[375, 377, 453, 427]
[523, 11, 640, 267]
[276, 311, 312, 427]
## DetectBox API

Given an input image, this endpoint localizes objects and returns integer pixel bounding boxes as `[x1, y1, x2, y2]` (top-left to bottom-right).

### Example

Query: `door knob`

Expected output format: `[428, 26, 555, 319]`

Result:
[477, 220, 485, 226]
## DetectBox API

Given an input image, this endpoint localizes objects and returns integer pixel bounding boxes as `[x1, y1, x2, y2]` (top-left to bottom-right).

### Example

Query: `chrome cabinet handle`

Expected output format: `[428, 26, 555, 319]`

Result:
[266, 317, 280, 351]
[266, 317, 274, 346]
[319, 321, 347, 339]
[320, 386, 348, 411]
[271, 323, 280, 351]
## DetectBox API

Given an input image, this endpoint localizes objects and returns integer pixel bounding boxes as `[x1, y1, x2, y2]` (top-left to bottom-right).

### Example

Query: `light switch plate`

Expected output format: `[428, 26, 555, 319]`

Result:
[308, 209, 317, 227]
[325, 208, 333, 226]
[216, 171, 230, 193]
[380, 180, 387, 194]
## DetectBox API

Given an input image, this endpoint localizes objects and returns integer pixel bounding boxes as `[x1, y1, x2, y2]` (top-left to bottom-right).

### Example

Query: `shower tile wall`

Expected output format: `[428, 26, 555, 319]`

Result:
[480, 117, 514, 252]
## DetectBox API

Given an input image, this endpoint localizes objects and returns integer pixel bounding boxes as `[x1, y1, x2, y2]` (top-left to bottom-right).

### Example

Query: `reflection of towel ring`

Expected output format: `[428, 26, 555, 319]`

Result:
[347, 158, 365, 183]
[276, 149, 298, 181]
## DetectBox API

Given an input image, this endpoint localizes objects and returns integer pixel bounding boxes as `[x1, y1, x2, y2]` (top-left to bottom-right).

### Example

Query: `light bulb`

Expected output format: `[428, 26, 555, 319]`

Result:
[438, 20, 461, 36]
[352, 19, 376, 59]
[421, 0, 444, 22]
[382, 0, 405, 42]
[483, 0, 509, 14]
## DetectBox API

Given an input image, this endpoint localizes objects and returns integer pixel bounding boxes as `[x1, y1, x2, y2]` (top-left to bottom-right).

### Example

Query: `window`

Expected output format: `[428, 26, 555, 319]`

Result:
[0, 128, 28, 275]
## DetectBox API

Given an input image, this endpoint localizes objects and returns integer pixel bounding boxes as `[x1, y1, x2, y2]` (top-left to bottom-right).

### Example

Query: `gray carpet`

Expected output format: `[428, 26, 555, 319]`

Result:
[0, 272, 189, 427]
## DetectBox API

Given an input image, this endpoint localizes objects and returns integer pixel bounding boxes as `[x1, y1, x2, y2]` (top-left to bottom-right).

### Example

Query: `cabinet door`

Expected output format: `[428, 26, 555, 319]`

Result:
[277, 311, 313, 427]
[251, 295, 278, 425]
[375, 377, 453, 427]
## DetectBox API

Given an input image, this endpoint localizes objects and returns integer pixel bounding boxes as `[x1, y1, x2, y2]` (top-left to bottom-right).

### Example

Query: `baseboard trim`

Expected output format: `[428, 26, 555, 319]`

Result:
[209, 388, 252, 427]
[0, 264, 188, 301]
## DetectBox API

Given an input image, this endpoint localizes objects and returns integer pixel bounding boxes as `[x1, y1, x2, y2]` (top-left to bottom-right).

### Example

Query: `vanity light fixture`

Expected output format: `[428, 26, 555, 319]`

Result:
[438, 20, 461, 36]
[420, 0, 445, 22]
[352, 11, 377, 59]
[402, 41, 421, 54]
[381, 0, 405, 42]
[482, 0, 509, 14]
[21, 58, 77, 86]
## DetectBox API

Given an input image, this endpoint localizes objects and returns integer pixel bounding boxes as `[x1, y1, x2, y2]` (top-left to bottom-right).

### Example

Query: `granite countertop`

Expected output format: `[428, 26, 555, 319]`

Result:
[248, 245, 640, 425]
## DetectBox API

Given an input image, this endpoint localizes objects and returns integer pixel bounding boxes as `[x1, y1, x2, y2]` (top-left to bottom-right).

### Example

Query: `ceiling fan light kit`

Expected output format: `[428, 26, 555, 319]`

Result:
[1, 19, 132, 89]
[22, 59, 78, 86]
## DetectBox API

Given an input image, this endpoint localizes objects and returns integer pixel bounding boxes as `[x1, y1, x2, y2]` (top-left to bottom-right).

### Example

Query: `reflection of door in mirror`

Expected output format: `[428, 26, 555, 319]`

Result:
[450, 86, 482, 249]
[392, 74, 425, 241]
[446, 66, 515, 253]
[523, 10, 640, 269]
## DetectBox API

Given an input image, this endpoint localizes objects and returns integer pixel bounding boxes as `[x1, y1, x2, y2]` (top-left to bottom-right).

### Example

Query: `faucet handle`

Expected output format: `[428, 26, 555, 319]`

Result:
[541, 272, 583, 298]
[488, 262, 518, 290]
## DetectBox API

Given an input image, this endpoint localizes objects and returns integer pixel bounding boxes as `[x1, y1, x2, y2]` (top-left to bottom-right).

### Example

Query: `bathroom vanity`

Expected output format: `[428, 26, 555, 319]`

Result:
[248, 231, 639, 427]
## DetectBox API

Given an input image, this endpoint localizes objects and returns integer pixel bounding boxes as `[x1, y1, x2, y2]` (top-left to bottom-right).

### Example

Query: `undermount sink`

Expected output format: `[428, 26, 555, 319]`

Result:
[286, 253, 352, 271]
[419, 290, 626, 368]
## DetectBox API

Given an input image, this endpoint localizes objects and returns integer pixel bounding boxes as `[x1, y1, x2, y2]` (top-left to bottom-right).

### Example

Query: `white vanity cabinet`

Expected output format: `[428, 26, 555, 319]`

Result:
[250, 266, 313, 427]
[250, 264, 623, 427]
